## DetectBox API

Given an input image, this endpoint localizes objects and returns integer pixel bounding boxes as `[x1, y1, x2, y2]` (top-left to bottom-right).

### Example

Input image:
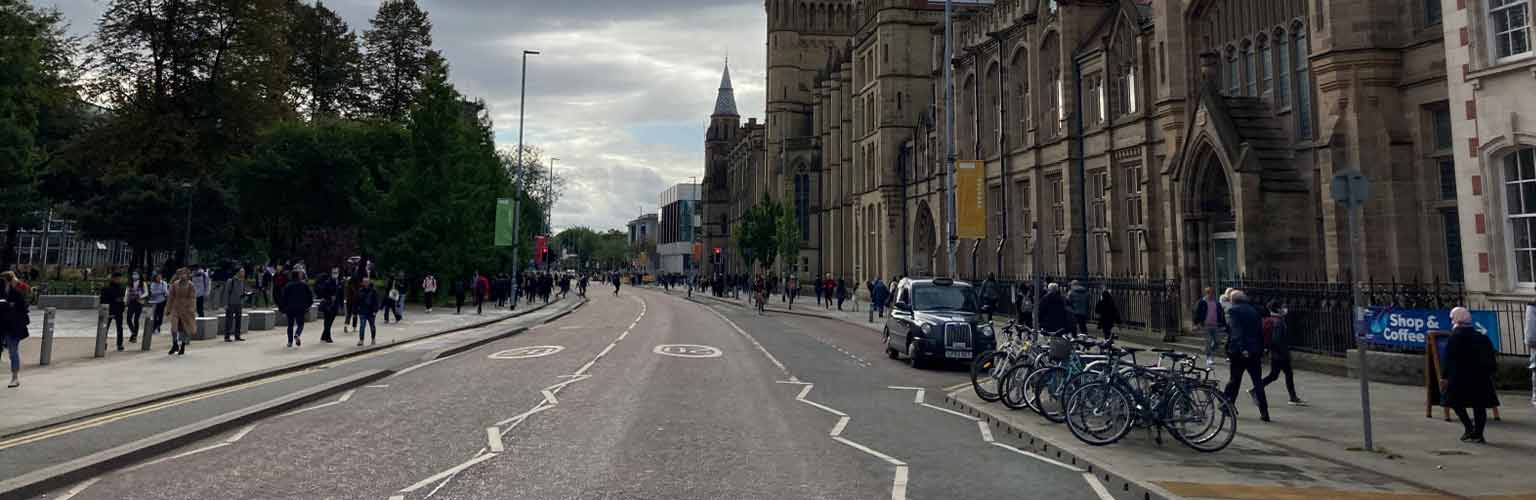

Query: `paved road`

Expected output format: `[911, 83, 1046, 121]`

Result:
[42, 289, 1123, 500]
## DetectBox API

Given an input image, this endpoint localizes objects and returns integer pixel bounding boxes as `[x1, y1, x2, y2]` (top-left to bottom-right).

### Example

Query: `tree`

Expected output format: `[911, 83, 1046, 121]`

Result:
[775, 200, 800, 275]
[362, 0, 433, 121]
[499, 146, 568, 232]
[731, 194, 780, 273]
[288, 0, 365, 119]
[0, 0, 77, 269]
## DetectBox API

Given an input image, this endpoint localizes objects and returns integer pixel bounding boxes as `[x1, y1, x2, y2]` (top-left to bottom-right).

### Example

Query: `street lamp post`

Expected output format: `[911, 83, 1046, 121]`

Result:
[512, 49, 540, 306]
[548, 157, 559, 237]
[943, 0, 958, 278]
[181, 182, 193, 266]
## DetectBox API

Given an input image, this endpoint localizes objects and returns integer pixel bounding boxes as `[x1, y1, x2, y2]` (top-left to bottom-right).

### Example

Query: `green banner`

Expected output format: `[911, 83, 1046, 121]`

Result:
[494, 198, 513, 247]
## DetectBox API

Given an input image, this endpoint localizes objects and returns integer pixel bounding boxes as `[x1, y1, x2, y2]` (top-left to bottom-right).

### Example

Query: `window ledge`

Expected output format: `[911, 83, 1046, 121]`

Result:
[1468, 55, 1536, 86]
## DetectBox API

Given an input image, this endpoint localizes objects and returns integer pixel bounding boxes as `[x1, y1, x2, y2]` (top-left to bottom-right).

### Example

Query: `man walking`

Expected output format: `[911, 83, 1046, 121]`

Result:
[422, 273, 438, 313]
[979, 273, 1001, 320]
[281, 271, 313, 348]
[786, 275, 799, 310]
[148, 273, 168, 336]
[1222, 290, 1270, 422]
[1066, 280, 1091, 337]
[192, 265, 211, 318]
[222, 269, 246, 341]
[472, 272, 489, 315]
[453, 276, 466, 314]
[1192, 287, 1226, 368]
[100, 273, 127, 351]
[126, 273, 146, 344]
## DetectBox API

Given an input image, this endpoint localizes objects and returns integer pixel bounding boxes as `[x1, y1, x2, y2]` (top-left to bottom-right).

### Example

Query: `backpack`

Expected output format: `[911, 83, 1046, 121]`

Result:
[1261, 316, 1281, 349]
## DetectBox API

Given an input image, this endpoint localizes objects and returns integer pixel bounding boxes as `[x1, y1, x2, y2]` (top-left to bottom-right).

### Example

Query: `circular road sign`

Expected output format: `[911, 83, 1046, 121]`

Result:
[652, 344, 723, 358]
[489, 345, 565, 359]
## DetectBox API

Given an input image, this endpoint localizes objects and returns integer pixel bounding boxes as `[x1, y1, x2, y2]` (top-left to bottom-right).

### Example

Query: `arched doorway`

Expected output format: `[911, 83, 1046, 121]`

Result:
[1188, 153, 1239, 287]
[913, 201, 936, 276]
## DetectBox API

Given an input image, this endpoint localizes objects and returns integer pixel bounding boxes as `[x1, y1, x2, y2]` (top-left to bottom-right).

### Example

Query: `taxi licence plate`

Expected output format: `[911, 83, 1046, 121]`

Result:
[944, 350, 972, 359]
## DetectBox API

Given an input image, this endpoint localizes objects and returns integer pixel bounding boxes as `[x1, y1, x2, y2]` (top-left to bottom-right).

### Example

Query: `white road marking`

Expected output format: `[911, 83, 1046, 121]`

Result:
[699, 303, 789, 375]
[489, 345, 565, 359]
[977, 421, 994, 443]
[617, 330, 629, 340]
[365, 384, 390, 388]
[393, 357, 446, 377]
[53, 478, 100, 500]
[398, 453, 499, 493]
[557, 325, 585, 330]
[920, 402, 979, 421]
[1083, 472, 1115, 500]
[652, 344, 723, 358]
[388, 496, 404, 500]
[832, 437, 906, 466]
[774, 380, 811, 385]
[990, 442, 1085, 472]
[540, 389, 559, 405]
[495, 402, 553, 426]
[886, 386, 925, 404]
[829, 416, 850, 437]
[486, 427, 504, 452]
[892, 465, 910, 500]
[595, 343, 616, 359]
[338, 389, 356, 403]
[226, 424, 257, 443]
[276, 400, 339, 418]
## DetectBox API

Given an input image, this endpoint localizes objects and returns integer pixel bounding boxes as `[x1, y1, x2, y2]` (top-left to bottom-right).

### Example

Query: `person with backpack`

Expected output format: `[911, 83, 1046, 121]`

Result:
[1066, 280, 1092, 338]
[1258, 301, 1305, 406]
[422, 273, 438, 313]
[1223, 290, 1271, 422]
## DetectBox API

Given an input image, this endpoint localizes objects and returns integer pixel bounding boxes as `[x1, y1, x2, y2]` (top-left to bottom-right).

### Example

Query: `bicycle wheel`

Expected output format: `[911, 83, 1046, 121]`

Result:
[1167, 385, 1237, 452]
[970, 351, 1006, 402]
[999, 363, 1034, 410]
[1065, 381, 1136, 446]
[1025, 366, 1070, 421]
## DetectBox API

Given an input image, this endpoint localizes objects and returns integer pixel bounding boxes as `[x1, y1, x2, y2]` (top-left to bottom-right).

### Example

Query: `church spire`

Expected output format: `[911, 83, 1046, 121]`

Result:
[712, 59, 738, 117]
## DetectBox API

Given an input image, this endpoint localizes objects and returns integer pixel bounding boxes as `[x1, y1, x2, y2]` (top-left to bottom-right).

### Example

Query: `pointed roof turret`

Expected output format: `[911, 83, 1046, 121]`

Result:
[712, 60, 739, 117]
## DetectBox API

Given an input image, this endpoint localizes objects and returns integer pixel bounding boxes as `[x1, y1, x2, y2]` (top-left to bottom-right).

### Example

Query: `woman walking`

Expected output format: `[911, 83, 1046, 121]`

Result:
[126, 273, 147, 344]
[356, 277, 380, 346]
[2, 271, 30, 387]
[166, 268, 197, 356]
[1095, 291, 1120, 340]
[422, 273, 438, 313]
[1259, 301, 1306, 405]
[148, 273, 168, 336]
[1442, 307, 1500, 443]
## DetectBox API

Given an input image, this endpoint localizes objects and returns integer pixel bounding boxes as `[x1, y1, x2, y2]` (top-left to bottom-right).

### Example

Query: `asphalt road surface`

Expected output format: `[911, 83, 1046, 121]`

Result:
[41, 289, 1125, 500]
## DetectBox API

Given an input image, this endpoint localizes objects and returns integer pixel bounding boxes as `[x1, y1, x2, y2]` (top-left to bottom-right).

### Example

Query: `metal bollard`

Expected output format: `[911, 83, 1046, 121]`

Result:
[141, 310, 153, 351]
[94, 304, 109, 358]
[39, 308, 55, 366]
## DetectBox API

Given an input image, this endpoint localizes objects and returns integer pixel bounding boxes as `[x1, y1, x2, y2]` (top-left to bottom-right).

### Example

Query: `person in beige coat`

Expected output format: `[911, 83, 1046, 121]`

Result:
[166, 268, 197, 355]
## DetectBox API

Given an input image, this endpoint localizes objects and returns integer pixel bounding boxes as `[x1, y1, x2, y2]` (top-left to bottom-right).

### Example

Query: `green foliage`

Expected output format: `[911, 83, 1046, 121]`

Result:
[362, 0, 433, 121]
[732, 194, 781, 272]
[288, 0, 367, 119]
[0, 0, 77, 267]
[776, 200, 800, 273]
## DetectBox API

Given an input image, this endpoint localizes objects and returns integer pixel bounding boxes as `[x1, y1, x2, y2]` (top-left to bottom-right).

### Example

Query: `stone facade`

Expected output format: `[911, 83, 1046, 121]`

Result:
[704, 0, 1454, 296]
[1441, 0, 1536, 301]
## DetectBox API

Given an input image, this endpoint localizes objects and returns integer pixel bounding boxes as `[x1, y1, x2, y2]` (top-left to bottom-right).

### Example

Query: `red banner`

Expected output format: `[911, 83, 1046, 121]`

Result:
[535, 235, 548, 263]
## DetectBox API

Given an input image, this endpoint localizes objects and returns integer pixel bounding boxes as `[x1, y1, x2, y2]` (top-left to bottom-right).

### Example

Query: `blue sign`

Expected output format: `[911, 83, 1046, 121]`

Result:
[1361, 307, 1500, 349]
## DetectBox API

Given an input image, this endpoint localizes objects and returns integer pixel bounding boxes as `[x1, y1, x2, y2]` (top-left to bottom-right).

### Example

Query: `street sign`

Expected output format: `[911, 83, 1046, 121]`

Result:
[1330, 168, 1371, 208]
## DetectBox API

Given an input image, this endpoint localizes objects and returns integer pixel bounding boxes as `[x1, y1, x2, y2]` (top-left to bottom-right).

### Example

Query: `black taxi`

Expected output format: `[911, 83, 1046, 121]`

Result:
[882, 277, 995, 369]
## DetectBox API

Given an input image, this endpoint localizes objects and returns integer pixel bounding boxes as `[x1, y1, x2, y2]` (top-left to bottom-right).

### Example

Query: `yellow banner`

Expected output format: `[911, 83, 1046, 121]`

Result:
[955, 160, 987, 239]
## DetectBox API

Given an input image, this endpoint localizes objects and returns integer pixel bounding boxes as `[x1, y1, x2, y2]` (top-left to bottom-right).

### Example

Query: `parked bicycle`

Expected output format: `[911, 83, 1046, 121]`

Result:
[1063, 347, 1237, 452]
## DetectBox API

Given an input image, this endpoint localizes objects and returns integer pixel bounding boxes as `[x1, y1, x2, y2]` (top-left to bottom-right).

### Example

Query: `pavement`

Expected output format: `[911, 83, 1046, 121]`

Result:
[0, 300, 554, 434]
[29, 287, 1130, 500]
[680, 286, 1536, 499]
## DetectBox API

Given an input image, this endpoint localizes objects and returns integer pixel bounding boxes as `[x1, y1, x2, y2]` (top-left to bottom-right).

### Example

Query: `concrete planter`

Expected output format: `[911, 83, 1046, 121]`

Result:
[193, 317, 220, 340]
[249, 310, 276, 330]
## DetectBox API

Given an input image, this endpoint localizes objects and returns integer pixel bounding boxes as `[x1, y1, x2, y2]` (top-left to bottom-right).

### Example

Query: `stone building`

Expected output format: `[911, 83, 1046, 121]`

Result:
[1440, 0, 1536, 302]
[705, 0, 1454, 297]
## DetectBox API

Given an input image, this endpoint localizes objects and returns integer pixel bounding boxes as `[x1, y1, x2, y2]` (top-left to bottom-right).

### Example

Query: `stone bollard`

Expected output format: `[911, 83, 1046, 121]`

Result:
[94, 304, 109, 358]
[141, 311, 154, 351]
[39, 308, 55, 366]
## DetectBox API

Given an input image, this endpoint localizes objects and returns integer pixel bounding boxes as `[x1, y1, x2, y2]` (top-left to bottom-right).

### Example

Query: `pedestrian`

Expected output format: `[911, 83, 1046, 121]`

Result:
[192, 265, 211, 318]
[1258, 301, 1305, 405]
[1442, 307, 1500, 443]
[473, 272, 489, 314]
[453, 277, 466, 314]
[344, 273, 360, 333]
[281, 270, 313, 348]
[1222, 290, 1270, 422]
[272, 264, 288, 312]
[166, 268, 197, 356]
[317, 269, 341, 343]
[384, 282, 403, 323]
[2, 271, 30, 387]
[836, 277, 847, 311]
[422, 273, 438, 313]
[100, 272, 127, 351]
[786, 275, 799, 310]
[979, 273, 1001, 320]
[148, 273, 168, 336]
[126, 272, 146, 344]
[356, 277, 380, 346]
[1095, 291, 1120, 340]
[823, 274, 835, 310]
[1066, 280, 1091, 337]
[1039, 283, 1074, 334]
[871, 277, 888, 318]
[612, 271, 622, 296]
[255, 264, 271, 307]
[1013, 281, 1034, 327]
[222, 269, 247, 341]
[814, 276, 824, 306]
[1527, 303, 1536, 407]
[1192, 287, 1226, 368]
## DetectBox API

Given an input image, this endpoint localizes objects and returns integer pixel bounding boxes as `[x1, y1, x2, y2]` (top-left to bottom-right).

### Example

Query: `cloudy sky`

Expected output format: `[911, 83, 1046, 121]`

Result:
[42, 0, 767, 233]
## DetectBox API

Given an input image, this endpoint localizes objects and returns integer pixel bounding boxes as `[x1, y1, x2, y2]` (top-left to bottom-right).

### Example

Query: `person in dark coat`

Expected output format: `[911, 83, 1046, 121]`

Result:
[2, 271, 30, 387]
[1094, 291, 1120, 340]
[100, 273, 127, 351]
[355, 277, 381, 346]
[836, 278, 848, 311]
[1222, 290, 1270, 422]
[280, 271, 313, 348]
[1259, 301, 1305, 405]
[1038, 283, 1075, 335]
[1442, 307, 1500, 443]
[316, 269, 342, 343]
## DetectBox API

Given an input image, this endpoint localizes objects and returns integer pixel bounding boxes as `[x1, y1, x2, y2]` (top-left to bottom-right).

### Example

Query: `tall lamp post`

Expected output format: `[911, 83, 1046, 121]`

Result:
[181, 182, 193, 266]
[512, 49, 540, 306]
